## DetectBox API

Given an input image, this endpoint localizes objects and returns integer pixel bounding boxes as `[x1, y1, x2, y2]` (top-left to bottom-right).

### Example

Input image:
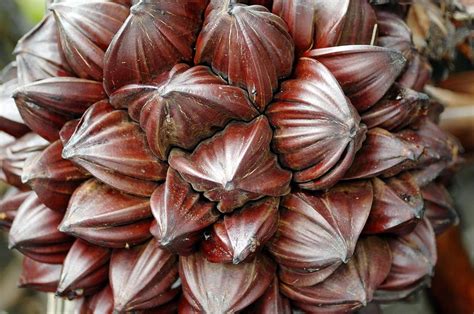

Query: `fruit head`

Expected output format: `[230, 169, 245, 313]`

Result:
[0, 0, 465, 313]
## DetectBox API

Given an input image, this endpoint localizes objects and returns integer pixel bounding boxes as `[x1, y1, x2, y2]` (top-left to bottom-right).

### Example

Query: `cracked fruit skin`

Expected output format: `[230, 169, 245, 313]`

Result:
[0, 0, 463, 312]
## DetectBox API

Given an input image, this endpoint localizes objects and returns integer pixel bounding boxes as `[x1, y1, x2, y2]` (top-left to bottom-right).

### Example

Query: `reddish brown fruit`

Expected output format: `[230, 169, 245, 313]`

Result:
[397, 118, 461, 167]
[180, 251, 275, 313]
[0, 190, 30, 230]
[281, 237, 392, 313]
[375, 217, 437, 301]
[110, 63, 258, 160]
[267, 58, 366, 190]
[60, 179, 152, 248]
[305, 45, 406, 111]
[104, 0, 207, 94]
[243, 276, 291, 314]
[272, 0, 315, 55]
[195, 1, 294, 110]
[364, 173, 424, 235]
[150, 168, 219, 255]
[82, 285, 114, 314]
[9, 193, 73, 264]
[202, 197, 279, 264]
[268, 181, 373, 286]
[57, 239, 111, 299]
[344, 128, 423, 179]
[50, 1, 129, 81]
[22, 140, 90, 211]
[376, 10, 413, 58]
[0, 67, 30, 138]
[361, 85, 429, 131]
[110, 239, 179, 312]
[336, 0, 377, 46]
[422, 182, 459, 235]
[1, 133, 48, 190]
[313, 0, 350, 48]
[62, 101, 167, 196]
[169, 117, 292, 213]
[398, 52, 432, 92]
[18, 257, 62, 293]
[13, 14, 72, 84]
[13, 77, 106, 141]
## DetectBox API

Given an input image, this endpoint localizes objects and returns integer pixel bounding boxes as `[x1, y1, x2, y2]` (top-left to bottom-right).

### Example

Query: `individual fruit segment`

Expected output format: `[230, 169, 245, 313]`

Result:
[202, 197, 279, 264]
[267, 58, 366, 190]
[267, 181, 373, 286]
[0, 66, 30, 138]
[281, 237, 392, 313]
[9, 193, 73, 264]
[364, 173, 424, 235]
[169, 116, 292, 213]
[104, 0, 208, 94]
[272, 0, 315, 55]
[375, 10, 413, 58]
[398, 52, 432, 92]
[150, 168, 219, 256]
[60, 179, 152, 248]
[313, 0, 350, 48]
[195, 0, 294, 110]
[110, 64, 258, 160]
[243, 275, 291, 314]
[375, 217, 437, 301]
[57, 239, 111, 299]
[50, 1, 129, 81]
[18, 257, 62, 293]
[13, 77, 105, 141]
[361, 85, 429, 131]
[397, 118, 461, 167]
[62, 100, 167, 196]
[336, 0, 377, 46]
[109, 238, 179, 312]
[0, 190, 30, 230]
[422, 182, 459, 235]
[344, 128, 423, 179]
[13, 14, 72, 84]
[80, 285, 114, 314]
[1, 133, 48, 189]
[21, 140, 90, 211]
[305, 45, 406, 111]
[180, 251, 275, 313]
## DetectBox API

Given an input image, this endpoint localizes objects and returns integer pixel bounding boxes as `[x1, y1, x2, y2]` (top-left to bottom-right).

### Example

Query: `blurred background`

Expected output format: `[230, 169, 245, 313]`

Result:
[0, 0, 473, 313]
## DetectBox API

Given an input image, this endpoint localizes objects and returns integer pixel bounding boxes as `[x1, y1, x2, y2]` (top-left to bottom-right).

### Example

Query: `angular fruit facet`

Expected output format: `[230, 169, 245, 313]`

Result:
[169, 116, 292, 213]
[364, 173, 424, 235]
[13, 77, 105, 141]
[0, 190, 30, 230]
[18, 257, 62, 293]
[422, 182, 459, 235]
[62, 100, 167, 196]
[281, 237, 392, 313]
[305, 45, 406, 111]
[109, 238, 179, 311]
[21, 140, 90, 211]
[57, 239, 111, 299]
[50, 1, 129, 81]
[195, 1, 294, 110]
[104, 0, 207, 94]
[267, 58, 366, 190]
[9, 193, 73, 264]
[150, 168, 219, 255]
[375, 217, 437, 301]
[60, 179, 152, 248]
[180, 251, 275, 313]
[268, 181, 373, 286]
[202, 197, 279, 264]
